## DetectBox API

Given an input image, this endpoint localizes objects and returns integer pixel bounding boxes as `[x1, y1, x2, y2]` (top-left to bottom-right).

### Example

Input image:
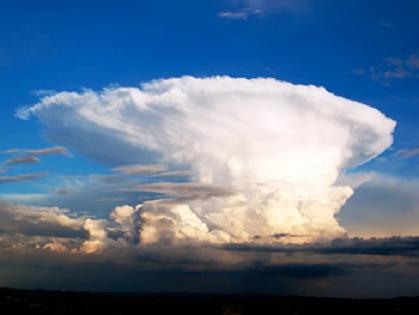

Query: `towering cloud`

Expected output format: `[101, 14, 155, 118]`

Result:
[18, 76, 396, 245]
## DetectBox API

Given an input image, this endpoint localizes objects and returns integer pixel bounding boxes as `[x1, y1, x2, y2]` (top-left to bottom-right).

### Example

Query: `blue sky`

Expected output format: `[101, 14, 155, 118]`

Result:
[0, 0, 419, 296]
[1, 0, 418, 161]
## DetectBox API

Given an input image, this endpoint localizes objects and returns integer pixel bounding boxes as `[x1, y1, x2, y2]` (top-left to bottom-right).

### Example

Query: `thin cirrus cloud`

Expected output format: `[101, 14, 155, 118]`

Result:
[0, 172, 48, 184]
[219, 0, 307, 19]
[112, 164, 167, 175]
[18, 76, 396, 245]
[1, 146, 70, 157]
[124, 182, 237, 200]
[396, 147, 419, 159]
[218, 8, 262, 20]
[0, 146, 70, 184]
[1, 156, 40, 166]
[353, 53, 419, 83]
[151, 169, 193, 178]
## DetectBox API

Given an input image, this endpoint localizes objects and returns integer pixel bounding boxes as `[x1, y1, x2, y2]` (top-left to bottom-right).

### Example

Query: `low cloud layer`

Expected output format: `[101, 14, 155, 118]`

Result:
[1, 200, 419, 297]
[18, 76, 396, 245]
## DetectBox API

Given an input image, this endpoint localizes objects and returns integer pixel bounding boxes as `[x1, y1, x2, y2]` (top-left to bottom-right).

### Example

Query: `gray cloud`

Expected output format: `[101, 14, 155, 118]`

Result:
[319, 237, 419, 257]
[222, 236, 419, 258]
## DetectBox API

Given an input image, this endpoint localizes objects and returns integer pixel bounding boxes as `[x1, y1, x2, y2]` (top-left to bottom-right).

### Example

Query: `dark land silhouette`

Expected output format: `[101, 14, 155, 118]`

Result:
[1, 288, 419, 314]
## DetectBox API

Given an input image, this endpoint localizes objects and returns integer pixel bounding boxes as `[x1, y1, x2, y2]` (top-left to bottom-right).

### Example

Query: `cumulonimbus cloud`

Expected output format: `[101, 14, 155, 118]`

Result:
[18, 76, 396, 245]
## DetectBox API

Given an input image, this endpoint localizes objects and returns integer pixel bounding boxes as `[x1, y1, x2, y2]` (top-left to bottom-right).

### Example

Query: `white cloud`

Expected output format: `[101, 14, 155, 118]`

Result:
[19, 76, 396, 244]
[80, 218, 110, 254]
[139, 200, 232, 245]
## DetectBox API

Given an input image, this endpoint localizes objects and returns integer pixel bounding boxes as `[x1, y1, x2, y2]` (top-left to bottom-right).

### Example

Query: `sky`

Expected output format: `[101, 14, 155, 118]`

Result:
[0, 0, 419, 297]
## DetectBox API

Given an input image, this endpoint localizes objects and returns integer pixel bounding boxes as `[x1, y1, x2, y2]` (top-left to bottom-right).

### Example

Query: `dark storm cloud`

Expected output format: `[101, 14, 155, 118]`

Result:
[221, 236, 419, 257]
[0, 241, 410, 297]
[321, 237, 419, 256]
[244, 263, 351, 279]
[0, 210, 417, 298]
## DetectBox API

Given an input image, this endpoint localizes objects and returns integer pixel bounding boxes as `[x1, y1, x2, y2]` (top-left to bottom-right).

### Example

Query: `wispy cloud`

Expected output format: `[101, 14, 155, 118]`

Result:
[218, 8, 262, 20]
[353, 53, 419, 84]
[0, 172, 47, 184]
[1, 156, 40, 166]
[0, 193, 48, 203]
[0, 146, 69, 184]
[396, 148, 419, 159]
[1, 146, 70, 157]
[151, 169, 192, 178]
[219, 0, 306, 20]
[112, 164, 167, 175]
[125, 182, 237, 200]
